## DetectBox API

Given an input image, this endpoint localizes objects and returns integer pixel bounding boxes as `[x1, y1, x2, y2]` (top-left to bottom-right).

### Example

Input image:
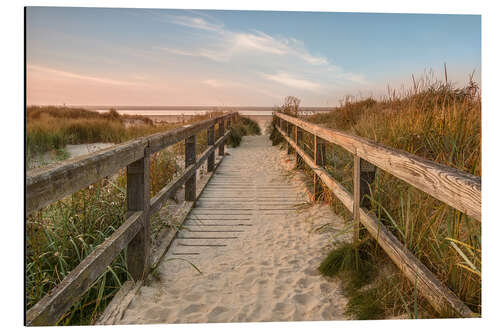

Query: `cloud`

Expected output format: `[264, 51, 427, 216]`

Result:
[27, 64, 137, 86]
[161, 47, 229, 62]
[165, 15, 224, 32]
[232, 32, 288, 55]
[164, 15, 329, 66]
[262, 72, 322, 91]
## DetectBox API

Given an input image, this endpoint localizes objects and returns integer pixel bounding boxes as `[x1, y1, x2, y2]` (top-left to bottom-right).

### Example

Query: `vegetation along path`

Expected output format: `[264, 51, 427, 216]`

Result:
[116, 135, 349, 324]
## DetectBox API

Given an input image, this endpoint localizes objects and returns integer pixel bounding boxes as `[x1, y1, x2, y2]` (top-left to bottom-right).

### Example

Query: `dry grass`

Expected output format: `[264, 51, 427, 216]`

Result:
[278, 73, 481, 318]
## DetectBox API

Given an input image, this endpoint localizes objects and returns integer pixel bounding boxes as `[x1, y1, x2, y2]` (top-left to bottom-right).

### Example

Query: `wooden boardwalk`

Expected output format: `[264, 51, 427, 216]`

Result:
[112, 135, 348, 324]
[26, 112, 479, 325]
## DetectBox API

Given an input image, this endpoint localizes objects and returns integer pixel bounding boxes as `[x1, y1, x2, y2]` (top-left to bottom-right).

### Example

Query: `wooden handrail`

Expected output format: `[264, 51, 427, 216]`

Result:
[275, 112, 481, 221]
[26, 112, 236, 326]
[26, 112, 235, 215]
[274, 113, 480, 318]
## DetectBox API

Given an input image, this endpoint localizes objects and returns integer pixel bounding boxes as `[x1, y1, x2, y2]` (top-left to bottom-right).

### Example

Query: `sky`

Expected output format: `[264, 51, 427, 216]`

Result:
[26, 7, 481, 106]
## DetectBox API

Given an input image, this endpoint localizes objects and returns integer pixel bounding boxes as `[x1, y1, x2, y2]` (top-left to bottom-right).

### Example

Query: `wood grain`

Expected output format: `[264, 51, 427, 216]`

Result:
[276, 125, 474, 317]
[27, 112, 236, 214]
[26, 211, 144, 326]
[276, 113, 481, 221]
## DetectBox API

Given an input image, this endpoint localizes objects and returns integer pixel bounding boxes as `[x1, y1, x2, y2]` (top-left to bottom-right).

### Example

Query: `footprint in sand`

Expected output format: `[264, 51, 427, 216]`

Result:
[181, 303, 206, 316]
[273, 302, 295, 317]
[207, 306, 229, 321]
[184, 292, 202, 302]
[292, 292, 314, 308]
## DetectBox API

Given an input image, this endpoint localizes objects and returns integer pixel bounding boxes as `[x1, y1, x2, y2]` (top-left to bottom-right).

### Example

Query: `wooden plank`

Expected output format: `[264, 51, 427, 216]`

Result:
[26, 211, 144, 326]
[276, 113, 481, 221]
[26, 139, 146, 214]
[126, 148, 151, 281]
[276, 125, 474, 318]
[99, 148, 227, 325]
[96, 280, 144, 325]
[185, 135, 196, 202]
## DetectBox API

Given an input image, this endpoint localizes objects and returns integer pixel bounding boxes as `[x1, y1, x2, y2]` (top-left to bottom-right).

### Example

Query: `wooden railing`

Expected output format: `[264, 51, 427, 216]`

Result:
[26, 112, 237, 326]
[274, 112, 481, 318]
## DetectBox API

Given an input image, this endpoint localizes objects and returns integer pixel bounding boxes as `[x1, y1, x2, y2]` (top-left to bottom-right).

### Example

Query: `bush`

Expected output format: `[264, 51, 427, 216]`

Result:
[226, 116, 262, 147]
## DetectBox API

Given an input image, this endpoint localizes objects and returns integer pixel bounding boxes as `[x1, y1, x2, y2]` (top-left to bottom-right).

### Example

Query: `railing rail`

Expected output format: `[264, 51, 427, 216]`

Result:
[274, 112, 480, 318]
[26, 112, 237, 326]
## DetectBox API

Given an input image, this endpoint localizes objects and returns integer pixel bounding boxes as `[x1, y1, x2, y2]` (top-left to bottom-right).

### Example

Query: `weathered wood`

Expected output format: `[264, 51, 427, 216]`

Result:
[26, 139, 146, 214]
[287, 123, 293, 154]
[313, 135, 325, 201]
[276, 125, 474, 317]
[276, 113, 481, 221]
[207, 125, 215, 172]
[149, 131, 230, 214]
[26, 114, 235, 326]
[218, 120, 225, 156]
[96, 280, 144, 325]
[26, 211, 144, 326]
[99, 146, 227, 326]
[360, 159, 377, 208]
[27, 112, 236, 214]
[126, 148, 151, 281]
[353, 156, 361, 243]
[295, 125, 304, 168]
[148, 112, 234, 154]
[185, 135, 196, 202]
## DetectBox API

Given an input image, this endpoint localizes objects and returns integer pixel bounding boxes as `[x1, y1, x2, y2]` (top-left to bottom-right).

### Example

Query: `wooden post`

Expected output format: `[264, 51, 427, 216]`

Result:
[185, 135, 196, 202]
[287, 123, 293, 154]
[126, 147, 150, 281]
[353, 155, 377, 243]
[314, 135, 326, 201]
[218, 120, 225, 156]
[295, 126, 304, 168]
[207, 125, 215, 172]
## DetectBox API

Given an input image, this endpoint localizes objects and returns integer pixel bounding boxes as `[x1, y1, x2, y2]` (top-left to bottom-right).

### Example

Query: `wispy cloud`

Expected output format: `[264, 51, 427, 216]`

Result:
[160, 47, 229, 62]
[165, 15, 224, 32]
[28, 64, 138, 86]
[202, 79, 238, 88]
[262, 72, 322, 91]
[163, 15, 330, 66]
[233, 31, 288, 55]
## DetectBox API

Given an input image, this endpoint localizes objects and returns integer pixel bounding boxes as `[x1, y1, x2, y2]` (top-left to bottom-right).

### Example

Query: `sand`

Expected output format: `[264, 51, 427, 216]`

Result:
[117, 135, 349, 324]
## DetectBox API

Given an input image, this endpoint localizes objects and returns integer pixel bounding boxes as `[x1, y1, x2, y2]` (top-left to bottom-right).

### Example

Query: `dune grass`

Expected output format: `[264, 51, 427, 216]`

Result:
[274, 74, 481, 318]
[26, 107, 179, 165]
[227, 116, 261, 147]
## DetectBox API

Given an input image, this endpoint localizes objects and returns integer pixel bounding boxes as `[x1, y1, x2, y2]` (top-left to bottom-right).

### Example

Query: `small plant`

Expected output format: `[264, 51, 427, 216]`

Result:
[226, 116, 262, 147]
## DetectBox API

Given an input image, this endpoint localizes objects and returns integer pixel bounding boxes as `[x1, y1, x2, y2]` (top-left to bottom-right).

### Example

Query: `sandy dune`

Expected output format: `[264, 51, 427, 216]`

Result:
[117, 135, 349, 324]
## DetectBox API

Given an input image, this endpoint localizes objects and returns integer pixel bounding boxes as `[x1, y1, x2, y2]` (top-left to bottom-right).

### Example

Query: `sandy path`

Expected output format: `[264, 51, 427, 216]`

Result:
[117, 135, 349, 324]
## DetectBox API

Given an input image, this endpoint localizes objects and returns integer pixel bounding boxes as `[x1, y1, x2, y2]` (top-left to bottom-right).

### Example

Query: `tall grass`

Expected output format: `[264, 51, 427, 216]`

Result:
[227, 116, 261, 147]
[26, 107, 177, 163]
[277, 74, 481, 318]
